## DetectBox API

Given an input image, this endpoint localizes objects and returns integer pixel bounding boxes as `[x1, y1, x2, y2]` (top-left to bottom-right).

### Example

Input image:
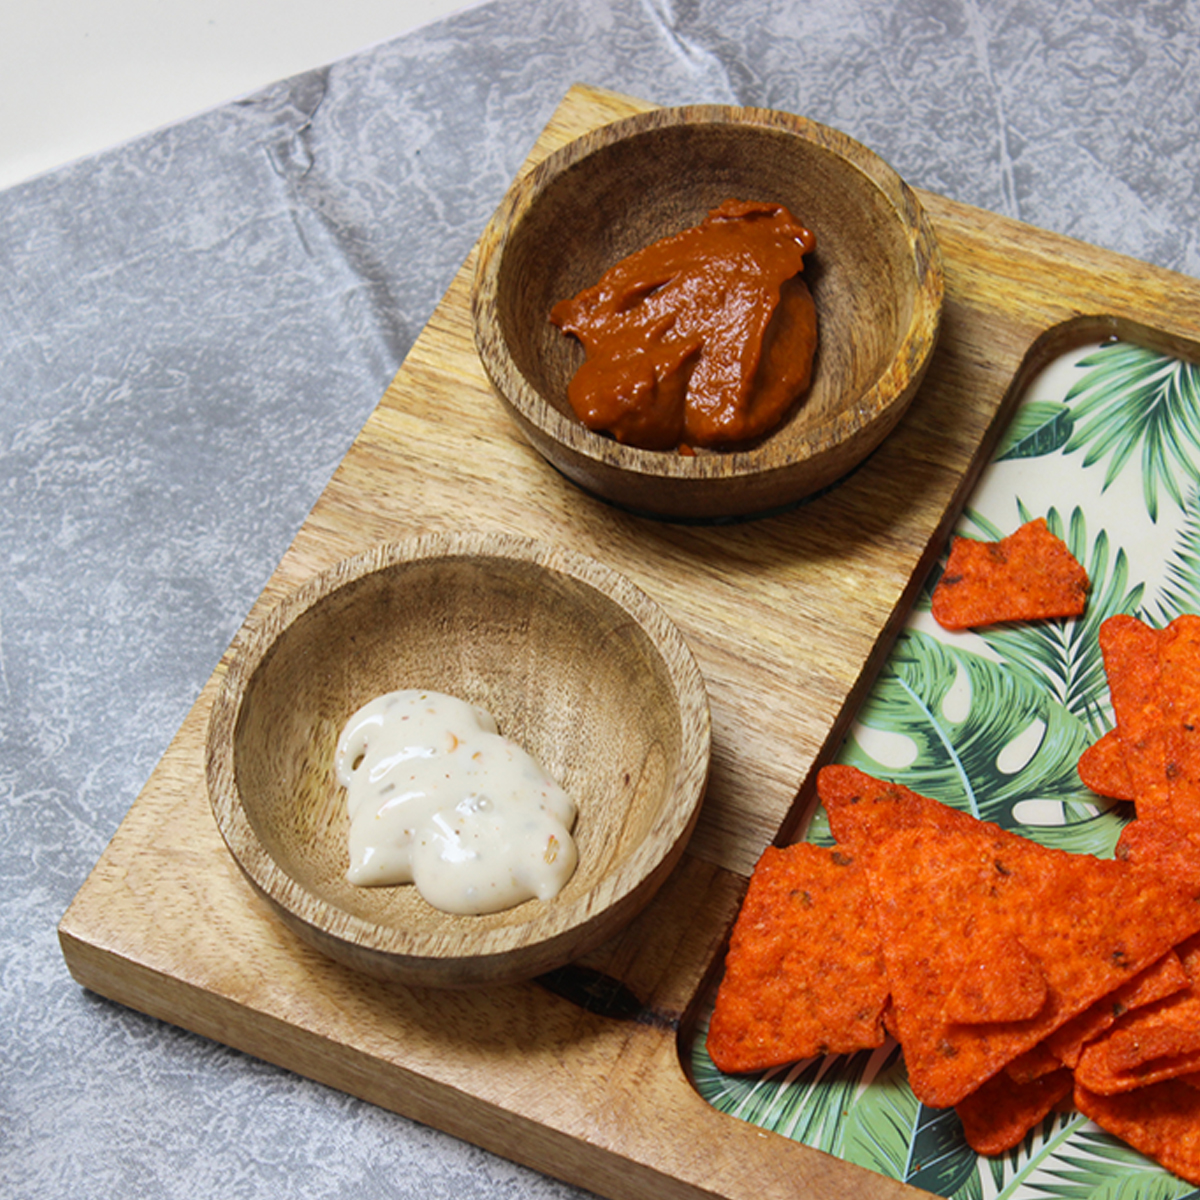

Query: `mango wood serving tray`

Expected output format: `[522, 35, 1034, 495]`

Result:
[58, 85, 1200, 1200]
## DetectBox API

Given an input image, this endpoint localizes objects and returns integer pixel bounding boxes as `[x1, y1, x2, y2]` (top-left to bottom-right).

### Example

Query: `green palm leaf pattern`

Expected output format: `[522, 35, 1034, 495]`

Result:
[908, 1107, 978, 1198]
[1147, 487, 1200, 624]
[840, 1056, 977, 1196]
[834, 1049, 923, 1178]
[837, 627, 1118, 854]
[1020, 1123, 1199, 1199]
[996, 400, 1075, 461]
[1062, 342, 1200, 523]
[945, 505, 1143, 733]
[692, 337, 1200, 1198]
[689, 1021, 899, 1151]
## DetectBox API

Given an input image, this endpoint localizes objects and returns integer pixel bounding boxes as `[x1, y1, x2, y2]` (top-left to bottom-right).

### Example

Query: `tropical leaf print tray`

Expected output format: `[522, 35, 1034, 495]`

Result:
[691, 337, 1200, 1200]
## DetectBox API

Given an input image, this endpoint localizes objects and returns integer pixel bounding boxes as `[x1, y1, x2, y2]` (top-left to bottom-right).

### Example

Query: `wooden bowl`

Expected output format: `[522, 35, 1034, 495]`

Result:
[472, 104, 944, 520]
[205, 533, 711, 989]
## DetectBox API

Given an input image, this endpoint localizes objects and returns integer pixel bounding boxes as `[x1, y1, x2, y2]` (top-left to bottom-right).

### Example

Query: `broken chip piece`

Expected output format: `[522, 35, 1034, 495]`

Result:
[931, 516, 1090, 630]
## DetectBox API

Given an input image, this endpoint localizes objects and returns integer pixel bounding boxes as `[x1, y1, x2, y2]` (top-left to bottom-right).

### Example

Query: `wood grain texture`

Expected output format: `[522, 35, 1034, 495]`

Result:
[204, 532, 711, 988]
[471, 103, 944, 519]
[59, 84, 1200, 1200]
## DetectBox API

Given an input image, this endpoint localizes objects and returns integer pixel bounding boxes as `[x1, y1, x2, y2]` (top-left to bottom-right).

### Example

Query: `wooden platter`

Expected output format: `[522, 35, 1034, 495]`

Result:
[58, 84, 1200, 1200]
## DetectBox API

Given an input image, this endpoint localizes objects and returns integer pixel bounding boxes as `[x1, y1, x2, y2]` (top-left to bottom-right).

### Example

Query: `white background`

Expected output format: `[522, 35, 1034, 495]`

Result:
[0, 0, 471, 189]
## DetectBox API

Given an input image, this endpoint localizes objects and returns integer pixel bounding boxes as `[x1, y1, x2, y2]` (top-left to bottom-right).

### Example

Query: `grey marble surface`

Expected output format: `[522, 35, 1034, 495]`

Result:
[2, 1, 1198, 1197]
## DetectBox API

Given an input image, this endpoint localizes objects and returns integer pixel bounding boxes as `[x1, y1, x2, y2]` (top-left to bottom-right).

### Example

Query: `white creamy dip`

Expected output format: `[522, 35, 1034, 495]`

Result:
[334, 689, 578, 915]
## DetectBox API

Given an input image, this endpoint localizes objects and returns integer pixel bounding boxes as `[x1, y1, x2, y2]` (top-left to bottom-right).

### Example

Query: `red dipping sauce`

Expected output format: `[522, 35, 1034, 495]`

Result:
[549, 199, 818, 451]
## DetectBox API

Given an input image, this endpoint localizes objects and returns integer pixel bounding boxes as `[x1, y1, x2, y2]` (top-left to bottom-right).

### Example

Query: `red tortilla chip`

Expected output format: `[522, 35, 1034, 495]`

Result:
[818, 764, 979, 849]
[1076, 1027, 1200, 1096]
[1106, 1031, 1200, 1077]
[1117, 818, 1200, 890]
[1098, 613, 1200, 825]
[943, 935, 1048, 1025]
[820, 767, 1200, 1104]
[1076, 1077, 1200, 1185]
[931, 517, 1090, 631]
[1100, 614, 1171, 815]
[1043, 948, 1189, 1069]
[706, 842, 888, 1074]
[956, 1067, 1073, 1155]
[861, 819, 1200, 1108]
[1006, 1041, 1066, 1085]
[1077, 728, 1135, 801]
[1157, 614, 1200, 828]
[1079, 1044, 1200, 1097]
[1075, 934, 1200, 1094]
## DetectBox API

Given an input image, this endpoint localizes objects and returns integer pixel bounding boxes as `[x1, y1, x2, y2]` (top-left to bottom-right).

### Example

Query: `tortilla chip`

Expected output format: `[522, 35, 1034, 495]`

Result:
[1098, 612, 1200, 826]
[931, 517, 1090, 631]
[1158, 614, 1200, 828]
[1078, 728, 1135, 801]
[1075, 934, 1200, 1094]
[706, 842, 888, 1074]
[864, 820, 1200, 1108]
[1043, 949, 1189, 1069]
[818, 764, 978, 850]
[956, 1067, 1073, 1155]
[1106, 1031, 1200, 1077]
[1079, 1043, 1200, 1097]
[1006, 1041, 1066, 1085]
[943, 935, 1048, 1025]
[1092, 613, 1200, 828]
[1117, 818, 1200, 890]
[1100, 614, 1171, 815]
[1076, 1078, 1200, 1186]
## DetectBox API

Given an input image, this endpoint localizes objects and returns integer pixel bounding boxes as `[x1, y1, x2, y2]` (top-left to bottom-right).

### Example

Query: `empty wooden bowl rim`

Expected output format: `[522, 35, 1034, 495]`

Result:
[204, 531, 712, 970]
[471, 102, 944, 483]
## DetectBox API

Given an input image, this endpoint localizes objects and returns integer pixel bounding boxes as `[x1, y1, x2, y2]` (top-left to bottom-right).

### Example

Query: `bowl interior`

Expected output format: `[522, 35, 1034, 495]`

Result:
[494, 115, 921, 457]
[215, 540, 708, 965]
